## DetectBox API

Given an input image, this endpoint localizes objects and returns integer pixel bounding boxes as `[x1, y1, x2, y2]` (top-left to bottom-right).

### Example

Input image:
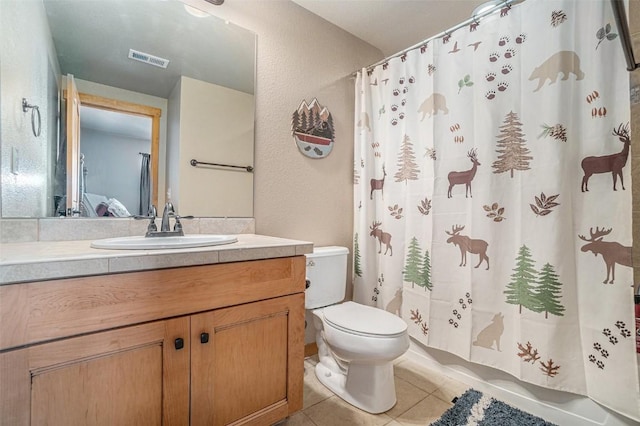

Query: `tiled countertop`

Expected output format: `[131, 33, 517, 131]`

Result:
[0, 234, 313, 285]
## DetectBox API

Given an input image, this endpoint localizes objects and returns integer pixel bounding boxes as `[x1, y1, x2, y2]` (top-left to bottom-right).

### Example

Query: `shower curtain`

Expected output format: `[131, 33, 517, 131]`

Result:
[139, 153, 151, 216]
[353, 0, 640, 420]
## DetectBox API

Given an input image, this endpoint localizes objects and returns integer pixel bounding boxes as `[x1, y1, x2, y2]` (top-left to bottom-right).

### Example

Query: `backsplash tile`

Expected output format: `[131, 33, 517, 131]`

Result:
[39, 218, 130, 241]
[200, 218, 255, 234]
[0, 219, 38, 243]
[179, 218, 201, 234]
[0, 217, 256, 243]
[129, 218, 151, 236]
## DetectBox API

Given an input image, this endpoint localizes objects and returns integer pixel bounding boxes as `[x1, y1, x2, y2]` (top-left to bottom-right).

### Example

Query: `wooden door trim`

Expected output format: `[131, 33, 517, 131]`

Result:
[63, 90, 161, 209]
[65, 76, 81, 214]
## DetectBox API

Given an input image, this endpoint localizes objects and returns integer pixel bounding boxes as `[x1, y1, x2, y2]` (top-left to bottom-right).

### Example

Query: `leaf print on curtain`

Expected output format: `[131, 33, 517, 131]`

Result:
[353, 0, 639, 421]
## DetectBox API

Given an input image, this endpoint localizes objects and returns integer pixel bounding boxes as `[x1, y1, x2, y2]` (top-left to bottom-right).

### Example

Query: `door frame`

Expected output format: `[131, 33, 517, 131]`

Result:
[63, 90, 162, 211]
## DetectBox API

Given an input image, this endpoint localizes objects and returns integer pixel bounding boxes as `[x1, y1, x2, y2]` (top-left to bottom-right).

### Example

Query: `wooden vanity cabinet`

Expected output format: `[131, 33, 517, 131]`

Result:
[0, 256, 305, 426]
[1, 317, 191, 425]
[191, 295, 303, 426]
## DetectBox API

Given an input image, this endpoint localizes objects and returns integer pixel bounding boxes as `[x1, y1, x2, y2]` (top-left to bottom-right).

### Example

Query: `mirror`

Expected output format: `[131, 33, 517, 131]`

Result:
[0, 0, 256, 218]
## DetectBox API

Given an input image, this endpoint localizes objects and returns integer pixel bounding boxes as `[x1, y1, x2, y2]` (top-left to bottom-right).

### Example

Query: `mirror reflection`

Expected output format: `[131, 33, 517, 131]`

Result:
[0, 0, 256, 218]
[70, 103, 155, 217]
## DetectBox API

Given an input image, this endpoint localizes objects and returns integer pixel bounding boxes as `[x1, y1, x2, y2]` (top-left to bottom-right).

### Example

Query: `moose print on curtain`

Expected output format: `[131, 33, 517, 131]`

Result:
[353, 0, 640, 421]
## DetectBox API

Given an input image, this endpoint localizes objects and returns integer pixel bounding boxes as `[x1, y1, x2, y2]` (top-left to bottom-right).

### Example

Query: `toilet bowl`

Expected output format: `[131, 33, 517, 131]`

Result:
[312, 302, 409, 413]
[305, 247, 409, 414]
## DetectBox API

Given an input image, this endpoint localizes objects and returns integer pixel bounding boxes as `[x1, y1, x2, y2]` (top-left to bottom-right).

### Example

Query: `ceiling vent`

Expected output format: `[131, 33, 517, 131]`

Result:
[128, 49, 170, 69]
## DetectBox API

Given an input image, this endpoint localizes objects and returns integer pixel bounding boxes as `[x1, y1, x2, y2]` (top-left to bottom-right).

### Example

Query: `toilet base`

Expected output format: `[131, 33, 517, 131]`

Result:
[315, 361, 397, 414]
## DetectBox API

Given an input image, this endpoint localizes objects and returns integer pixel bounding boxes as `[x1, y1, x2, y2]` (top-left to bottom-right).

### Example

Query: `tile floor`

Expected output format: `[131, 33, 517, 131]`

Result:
[284, 356, 470, 426]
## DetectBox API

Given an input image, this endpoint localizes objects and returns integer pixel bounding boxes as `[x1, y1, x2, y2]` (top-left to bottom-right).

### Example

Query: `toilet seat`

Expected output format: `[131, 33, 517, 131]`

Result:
[322, 301, 407, 338]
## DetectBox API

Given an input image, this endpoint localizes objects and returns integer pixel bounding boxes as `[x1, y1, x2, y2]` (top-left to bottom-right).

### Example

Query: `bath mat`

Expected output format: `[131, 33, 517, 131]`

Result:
[430, 389, 557, 426]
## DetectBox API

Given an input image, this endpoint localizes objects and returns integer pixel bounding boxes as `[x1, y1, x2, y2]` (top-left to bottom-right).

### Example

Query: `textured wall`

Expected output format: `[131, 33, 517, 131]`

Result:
[0, 0, 60, 217]
[182, 0, 383, 256]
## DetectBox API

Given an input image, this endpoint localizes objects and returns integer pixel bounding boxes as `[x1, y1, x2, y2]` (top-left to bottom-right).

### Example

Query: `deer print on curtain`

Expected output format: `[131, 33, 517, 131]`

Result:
[353, 0, 640, 421]
[447, 149, 480, 198]
[580, 122, 631, 192]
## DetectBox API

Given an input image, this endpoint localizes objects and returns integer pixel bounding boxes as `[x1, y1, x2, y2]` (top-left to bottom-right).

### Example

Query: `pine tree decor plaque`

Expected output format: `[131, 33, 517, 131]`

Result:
[291, 98, 335, 159]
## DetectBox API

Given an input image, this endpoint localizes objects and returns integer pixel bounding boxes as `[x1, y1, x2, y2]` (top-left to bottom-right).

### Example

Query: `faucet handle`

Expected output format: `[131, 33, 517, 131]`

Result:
[133, 205, 157, 220]
[145, 205, 157, 234]
[172, 215, 193, 234]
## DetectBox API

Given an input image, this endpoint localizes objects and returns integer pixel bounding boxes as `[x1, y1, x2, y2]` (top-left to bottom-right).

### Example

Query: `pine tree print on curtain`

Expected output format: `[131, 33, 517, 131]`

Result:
[492, 111, 532, 178]
[403, 237, 432, 291]
[354, 0, 639, 420]
[504, 245, 565, 318]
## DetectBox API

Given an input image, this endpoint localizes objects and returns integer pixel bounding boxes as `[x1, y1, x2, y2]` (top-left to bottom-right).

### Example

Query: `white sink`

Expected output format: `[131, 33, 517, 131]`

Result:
[91, 234, 238, 250]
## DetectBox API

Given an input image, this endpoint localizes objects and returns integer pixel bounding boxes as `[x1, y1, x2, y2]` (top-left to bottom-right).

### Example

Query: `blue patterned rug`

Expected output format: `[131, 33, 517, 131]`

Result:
[430, 389, 557, 426]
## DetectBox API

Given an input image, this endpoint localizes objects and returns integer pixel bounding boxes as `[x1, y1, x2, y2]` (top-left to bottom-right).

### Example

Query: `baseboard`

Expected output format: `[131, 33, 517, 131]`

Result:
[404, 340, 637, 426]
[304, 342, 318, 358]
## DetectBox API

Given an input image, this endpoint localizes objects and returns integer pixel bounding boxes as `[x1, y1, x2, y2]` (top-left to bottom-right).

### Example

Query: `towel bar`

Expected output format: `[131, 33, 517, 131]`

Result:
[190, 159, 254, 172]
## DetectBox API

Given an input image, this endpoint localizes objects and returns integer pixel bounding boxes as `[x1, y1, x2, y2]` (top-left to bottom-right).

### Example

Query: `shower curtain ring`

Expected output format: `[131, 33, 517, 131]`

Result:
[22, 98, 41, 137]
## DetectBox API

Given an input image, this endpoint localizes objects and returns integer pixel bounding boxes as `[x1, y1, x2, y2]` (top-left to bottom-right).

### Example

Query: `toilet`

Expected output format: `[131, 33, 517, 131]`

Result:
[305, 246, 409, 414]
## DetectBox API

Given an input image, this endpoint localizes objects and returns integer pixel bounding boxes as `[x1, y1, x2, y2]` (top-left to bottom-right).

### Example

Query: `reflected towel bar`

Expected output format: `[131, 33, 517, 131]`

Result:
[22, 98, 41, 137]
[190, 159, 254, 172]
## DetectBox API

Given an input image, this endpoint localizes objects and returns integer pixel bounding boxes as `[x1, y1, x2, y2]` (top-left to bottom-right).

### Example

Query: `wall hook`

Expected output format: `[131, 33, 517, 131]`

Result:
[22, 98, 41, 137]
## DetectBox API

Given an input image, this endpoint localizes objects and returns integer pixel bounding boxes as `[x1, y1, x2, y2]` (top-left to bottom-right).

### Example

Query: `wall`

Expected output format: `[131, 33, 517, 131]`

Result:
[182, 0, 383, 257]
[0, 0, 60, 217]
[166, 76, 254, 217]
[81, 127, 150, 214]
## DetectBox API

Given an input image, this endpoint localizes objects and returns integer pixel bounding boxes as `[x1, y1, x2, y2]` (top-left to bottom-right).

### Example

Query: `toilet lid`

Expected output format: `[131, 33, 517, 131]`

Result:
[322, 301, 407, 337]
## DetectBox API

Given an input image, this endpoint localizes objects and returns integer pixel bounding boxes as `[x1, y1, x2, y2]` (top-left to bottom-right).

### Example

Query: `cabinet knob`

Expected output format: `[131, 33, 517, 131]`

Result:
[174, 337, 184, 350]
[305, 279, 311, 289]
[200, 332, 210, 344]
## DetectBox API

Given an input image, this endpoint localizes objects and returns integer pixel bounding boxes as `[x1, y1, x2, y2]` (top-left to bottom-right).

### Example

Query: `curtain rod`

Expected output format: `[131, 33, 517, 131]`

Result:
[352, 0, 524, 77]
[610, 0, 639, 71]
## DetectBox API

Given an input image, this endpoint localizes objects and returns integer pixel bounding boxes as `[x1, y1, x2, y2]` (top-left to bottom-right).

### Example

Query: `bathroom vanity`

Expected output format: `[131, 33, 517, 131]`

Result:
[0, 234, 312, 426]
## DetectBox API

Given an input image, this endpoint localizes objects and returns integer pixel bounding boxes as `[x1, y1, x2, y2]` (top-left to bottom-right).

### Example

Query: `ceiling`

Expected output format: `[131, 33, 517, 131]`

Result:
[291, 0, 489, 57]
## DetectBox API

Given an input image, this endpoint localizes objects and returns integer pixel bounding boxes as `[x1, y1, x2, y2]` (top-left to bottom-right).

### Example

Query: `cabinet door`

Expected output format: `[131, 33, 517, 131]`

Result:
[0, 318, 190, 426]
[191, 293, 304, 426]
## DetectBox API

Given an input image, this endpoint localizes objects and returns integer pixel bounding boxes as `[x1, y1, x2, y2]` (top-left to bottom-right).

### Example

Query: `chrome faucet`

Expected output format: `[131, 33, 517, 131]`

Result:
[140, 202, 191, 237]
[160, 202, 175, 232]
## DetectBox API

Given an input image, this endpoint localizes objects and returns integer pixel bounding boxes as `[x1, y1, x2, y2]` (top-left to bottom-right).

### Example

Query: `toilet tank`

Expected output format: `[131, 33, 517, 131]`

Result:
[305, 246, 349, 309]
